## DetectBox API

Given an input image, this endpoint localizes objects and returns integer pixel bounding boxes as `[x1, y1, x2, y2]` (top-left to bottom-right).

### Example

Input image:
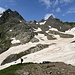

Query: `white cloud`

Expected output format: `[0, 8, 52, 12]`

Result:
[62, 14, 65, 16]
[60, 0, 73, 3]
[67, 7, 75, 13]
[39, 0, 51, 8]
[56, 7, 61, 12]
[62, 7, 75, 16]
[44, 13, 55, 20]
[9, 0, 16, 5]
[39, 0, 74, 8]
[0, 7, 5, 13]
[9, 0, 15, 3]
[53, 0, 59, 7]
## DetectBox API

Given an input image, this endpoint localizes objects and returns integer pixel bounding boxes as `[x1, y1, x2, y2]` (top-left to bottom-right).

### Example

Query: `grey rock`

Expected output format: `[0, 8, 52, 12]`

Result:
[31, 38, 39, 43]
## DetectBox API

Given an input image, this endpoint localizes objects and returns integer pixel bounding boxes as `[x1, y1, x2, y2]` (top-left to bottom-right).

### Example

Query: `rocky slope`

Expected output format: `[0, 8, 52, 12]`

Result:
[0, 9, 75, 75]
[0, 9, 34, 54]
[45, 15, 75, 32]
[0, 62, 75, 75]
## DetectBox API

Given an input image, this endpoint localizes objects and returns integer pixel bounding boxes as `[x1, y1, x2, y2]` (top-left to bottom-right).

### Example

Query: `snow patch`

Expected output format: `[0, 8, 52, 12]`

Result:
[11, 38, 15, 40]
[46, 31, 49, 33]
[9, 29, 12, 32]
[0, 42, 44, 68]
[49, 28, 58, 31]
[36, 22, 38, 24]
[34, 28, 42, 32]
[0, 34, 75, 70]
[49, 26, 51, 28]
[20, 20, 22, 23]
[11, 38, 20, 44]
[38, 33, 48, 41]
[22, 42, 75, 65]
[34, 33, 50, 42]
[65, 27, 75, 36]
[0, 15, 2, 17]
[39, 21, 46, 25]
[53, 35, 60, 39]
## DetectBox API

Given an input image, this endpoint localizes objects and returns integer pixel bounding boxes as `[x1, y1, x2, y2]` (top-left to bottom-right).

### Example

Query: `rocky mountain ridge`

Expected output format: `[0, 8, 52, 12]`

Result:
[0, 9, 34, 54]
[0, 9, 75, 75]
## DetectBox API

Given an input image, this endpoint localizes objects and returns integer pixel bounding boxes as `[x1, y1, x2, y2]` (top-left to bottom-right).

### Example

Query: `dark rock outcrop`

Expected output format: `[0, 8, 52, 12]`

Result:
[45, 16, 75, 32]
[0, 9, 34, 54]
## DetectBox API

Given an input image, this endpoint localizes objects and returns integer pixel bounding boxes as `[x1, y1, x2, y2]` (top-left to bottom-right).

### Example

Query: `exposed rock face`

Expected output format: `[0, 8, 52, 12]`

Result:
[48, 30, 74, 38]
[45, 16, 75, 32]
[0, 9, 25, 25]
[31, 37, 39, 43]
[15, 62, 75, 75]
[0, 9, 34, 54]
[1, 54, 17, 65]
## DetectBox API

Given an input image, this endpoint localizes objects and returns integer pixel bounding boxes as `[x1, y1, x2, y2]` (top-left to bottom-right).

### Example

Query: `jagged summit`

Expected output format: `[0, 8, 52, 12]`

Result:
[0, 9, 34, 54]
[44, 15, 75, 32]
[5, 9, 12, 13]
[39, 19, 45, 22]
[48, 15, 54, 19]
[0, 9, 26, 25]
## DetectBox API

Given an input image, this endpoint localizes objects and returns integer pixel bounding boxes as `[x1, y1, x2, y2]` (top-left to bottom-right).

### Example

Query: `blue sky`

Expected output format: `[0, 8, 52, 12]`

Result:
[0, 0, 75, 22]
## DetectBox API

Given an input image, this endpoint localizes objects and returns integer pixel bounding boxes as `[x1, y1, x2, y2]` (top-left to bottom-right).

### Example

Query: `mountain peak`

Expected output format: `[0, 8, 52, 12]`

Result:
[4, 9, 13, 15]
[48, 15, 54, 19]
[0, 9, 26, 24]
[6, 9, 12, 12]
